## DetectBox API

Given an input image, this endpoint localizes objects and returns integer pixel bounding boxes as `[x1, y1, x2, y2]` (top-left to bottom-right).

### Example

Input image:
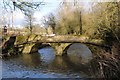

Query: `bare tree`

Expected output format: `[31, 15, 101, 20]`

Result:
[42, 13, 56, 34]
[2, 0, 45, 14]
[47, 13, 56, 34]
[1, 0, 45, 34]
[25, 11, 35, 34]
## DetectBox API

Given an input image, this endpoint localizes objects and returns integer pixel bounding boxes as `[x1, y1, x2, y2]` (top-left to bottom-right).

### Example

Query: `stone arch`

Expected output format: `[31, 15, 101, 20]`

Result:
[63, 42, 104, 55]
[30, 43, 42, 53]
[62, 43, 73, 55]
[22, 43, 51, 54]
[62, 43, 93, 55]
[47, 43, 71, 56]
[31, 43, 54, 53]
[62, 43, 94, 56]
[62, 43, 93, 63]
[42, 43, 95, 56]
[28, 42, 101, 56]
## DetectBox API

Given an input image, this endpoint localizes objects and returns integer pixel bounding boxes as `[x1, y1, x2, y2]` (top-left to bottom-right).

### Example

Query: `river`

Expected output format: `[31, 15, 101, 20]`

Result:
[1, 43, 94, 78]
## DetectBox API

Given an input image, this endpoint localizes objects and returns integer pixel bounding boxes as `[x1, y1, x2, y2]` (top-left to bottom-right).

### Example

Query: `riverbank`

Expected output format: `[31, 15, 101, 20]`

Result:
[90, 43, 120, 79]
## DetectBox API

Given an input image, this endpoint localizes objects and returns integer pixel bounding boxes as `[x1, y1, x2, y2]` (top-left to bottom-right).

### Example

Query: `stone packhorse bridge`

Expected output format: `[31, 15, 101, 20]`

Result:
[2, 34, 108, 56]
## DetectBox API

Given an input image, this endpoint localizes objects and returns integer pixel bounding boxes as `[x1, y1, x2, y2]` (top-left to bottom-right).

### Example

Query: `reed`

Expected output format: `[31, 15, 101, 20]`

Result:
[90, 43, 120, 79]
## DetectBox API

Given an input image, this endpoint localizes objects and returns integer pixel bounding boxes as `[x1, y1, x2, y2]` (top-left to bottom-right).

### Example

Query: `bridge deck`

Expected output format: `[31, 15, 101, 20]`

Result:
[3, 35, 107, 47]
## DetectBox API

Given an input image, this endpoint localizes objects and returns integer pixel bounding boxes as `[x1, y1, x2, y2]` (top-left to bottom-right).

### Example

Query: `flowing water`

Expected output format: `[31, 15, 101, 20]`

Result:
[1, 43, 94, 78]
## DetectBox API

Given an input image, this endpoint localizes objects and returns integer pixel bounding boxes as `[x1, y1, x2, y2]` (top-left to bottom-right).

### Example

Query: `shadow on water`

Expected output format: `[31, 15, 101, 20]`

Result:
[21, 53, 42, 68]
[2, 43, 95, 78]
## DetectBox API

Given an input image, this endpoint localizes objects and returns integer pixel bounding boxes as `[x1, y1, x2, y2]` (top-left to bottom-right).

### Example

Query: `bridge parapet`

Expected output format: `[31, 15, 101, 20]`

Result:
[13, 35, 103, 45]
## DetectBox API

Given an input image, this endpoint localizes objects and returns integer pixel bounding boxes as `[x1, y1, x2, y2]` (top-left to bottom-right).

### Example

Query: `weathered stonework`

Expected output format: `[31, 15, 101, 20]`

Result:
[49, 43, 71, 56]
[2, 34, 105, 56]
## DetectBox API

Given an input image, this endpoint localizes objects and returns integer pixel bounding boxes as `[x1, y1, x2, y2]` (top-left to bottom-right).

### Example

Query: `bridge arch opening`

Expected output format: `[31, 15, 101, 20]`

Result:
[31, 43, 94, 63]
[63, 43, 93, 63]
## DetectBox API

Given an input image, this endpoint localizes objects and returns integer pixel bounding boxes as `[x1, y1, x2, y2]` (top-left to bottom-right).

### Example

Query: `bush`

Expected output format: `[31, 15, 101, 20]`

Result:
[90, 44, 120, 79]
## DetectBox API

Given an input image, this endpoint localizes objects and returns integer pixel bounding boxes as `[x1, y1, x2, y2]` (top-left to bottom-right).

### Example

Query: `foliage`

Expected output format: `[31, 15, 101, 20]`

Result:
[55, 0, 83, 35]
[91, 2, 120, 44]
[53, 1, 120, 45]
[32, 24, 46, 34]
[88, 42, 120, 79]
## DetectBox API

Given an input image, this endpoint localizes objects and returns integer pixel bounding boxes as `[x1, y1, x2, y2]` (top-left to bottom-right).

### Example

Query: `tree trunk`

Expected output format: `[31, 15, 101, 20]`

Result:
[79, 11, 82, 35]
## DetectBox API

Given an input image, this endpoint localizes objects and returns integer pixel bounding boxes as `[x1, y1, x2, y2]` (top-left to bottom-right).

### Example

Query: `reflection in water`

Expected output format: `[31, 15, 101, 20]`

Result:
[63, 56, 91, 75]
[67, 43, 93, 64]
[50, 56, 68, 72]
[21, 53, 42, 68]
[2, 43, 93, 78]
[38, 47, 55, 64]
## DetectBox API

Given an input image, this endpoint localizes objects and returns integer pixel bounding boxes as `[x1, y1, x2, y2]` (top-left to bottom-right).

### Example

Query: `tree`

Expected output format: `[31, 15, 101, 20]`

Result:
[90, 2, 120, 44]
[0, 0, 45, 32]
[47, 13, 56, 34]
[42, 13, 56, 34]
[24, 11, 35, 34]
[2, 0, 45, 15]
[55, 0, 83, 35]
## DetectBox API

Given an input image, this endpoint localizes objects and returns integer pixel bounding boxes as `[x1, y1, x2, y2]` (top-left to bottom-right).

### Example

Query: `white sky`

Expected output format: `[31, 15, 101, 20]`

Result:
[0, 0, 120, 28]
[0, 0, 62, 28]
[10, 0, 91, 27]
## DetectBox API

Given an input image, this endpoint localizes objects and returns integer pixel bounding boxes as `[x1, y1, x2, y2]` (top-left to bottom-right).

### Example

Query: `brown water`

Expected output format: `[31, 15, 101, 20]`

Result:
[1, 43, 94, 78]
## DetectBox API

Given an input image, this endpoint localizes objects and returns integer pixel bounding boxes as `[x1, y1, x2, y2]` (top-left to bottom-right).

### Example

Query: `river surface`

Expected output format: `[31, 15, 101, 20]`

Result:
[1, 43, 94, 78]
